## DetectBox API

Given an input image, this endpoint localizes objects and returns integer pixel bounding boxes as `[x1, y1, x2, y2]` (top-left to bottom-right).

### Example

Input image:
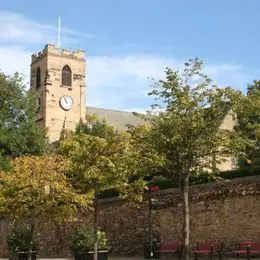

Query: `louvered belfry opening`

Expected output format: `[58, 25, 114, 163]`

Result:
[36, 67, 41, 89]
[62, 65, 72, 86]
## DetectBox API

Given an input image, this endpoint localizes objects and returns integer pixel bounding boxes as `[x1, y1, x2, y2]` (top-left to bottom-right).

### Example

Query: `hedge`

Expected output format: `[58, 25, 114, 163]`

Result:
[149, 166, 260, 191]
[219, 166, 260, 179]
[99, 166, 260, 198]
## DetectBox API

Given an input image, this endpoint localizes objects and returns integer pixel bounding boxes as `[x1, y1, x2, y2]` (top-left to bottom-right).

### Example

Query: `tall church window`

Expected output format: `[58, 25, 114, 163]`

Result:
[62, 65, 72, 86]
[231, 157, 239, 169]
[36, 67, 41, 89]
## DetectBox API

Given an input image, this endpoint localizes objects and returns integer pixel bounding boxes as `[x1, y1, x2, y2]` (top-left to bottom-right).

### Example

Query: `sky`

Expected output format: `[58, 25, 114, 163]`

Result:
[1, 0, 260, 112]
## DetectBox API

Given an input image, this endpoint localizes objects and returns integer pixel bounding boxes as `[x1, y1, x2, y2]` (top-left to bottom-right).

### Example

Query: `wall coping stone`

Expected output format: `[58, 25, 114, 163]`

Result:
[99, 175, 260, 204]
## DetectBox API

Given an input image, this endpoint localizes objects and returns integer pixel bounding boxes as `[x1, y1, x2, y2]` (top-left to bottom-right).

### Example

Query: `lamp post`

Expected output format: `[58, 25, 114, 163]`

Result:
[147, 185, 159, 259]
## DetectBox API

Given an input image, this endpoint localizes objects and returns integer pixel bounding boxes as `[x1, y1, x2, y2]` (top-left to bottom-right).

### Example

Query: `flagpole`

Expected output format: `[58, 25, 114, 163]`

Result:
[57, 16, 61, 48]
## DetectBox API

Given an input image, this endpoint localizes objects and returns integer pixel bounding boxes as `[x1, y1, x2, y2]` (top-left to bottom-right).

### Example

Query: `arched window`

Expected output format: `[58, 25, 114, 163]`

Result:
[36, 67, 41, 89]
[62, 65, 72, 86]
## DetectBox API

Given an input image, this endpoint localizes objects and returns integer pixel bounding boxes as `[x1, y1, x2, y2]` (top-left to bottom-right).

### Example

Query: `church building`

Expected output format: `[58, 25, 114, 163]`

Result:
[30, 44, 237, 172]
[30, 44, 143, 143]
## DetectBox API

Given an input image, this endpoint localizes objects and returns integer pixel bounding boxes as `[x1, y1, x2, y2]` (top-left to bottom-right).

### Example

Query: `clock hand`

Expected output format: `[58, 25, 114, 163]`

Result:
[64, 96, 68, 103]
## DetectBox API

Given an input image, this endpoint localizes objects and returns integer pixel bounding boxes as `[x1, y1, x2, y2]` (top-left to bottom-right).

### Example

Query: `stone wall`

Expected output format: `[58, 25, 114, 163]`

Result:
[99, 175, 260, 256]
[1, 176, 260, 257]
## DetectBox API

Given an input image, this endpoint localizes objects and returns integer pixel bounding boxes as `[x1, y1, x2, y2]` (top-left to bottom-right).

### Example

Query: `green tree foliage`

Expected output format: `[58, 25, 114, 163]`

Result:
[247, 80, 260, 96]
[7, 224, 40, 257]
[59, 118, 148, 260]
[130, 59, 249, 260]
[70, 227, 108, 252]
[0, 155, 89, 260]
[0, 72, 49, 169]
[76, 115, 116, 139]
[236, 80, 260, 167]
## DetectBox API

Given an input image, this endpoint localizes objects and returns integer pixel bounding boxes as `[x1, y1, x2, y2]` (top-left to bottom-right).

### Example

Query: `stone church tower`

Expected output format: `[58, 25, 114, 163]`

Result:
[30, 44, 86, 143]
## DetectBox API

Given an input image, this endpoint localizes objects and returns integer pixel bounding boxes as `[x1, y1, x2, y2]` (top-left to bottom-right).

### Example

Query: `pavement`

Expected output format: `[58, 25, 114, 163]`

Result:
[0, 258, 145, 260]
[0, 256, 260, 260]
[0, 258, 144, 260]
[109, 258, 145, 260]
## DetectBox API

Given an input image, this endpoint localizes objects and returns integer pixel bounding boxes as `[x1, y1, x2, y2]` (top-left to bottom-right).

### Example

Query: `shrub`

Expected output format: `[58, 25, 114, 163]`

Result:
[7, 225, 39, 255]
[148, 167, 260, 190]
[69, 227, 108, 252]
[98, 167, 260, 198]
[220, 166, 260, 179]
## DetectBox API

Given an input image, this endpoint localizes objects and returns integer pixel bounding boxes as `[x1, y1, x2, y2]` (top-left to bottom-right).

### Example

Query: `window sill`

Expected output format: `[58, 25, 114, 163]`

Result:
[60, 85, 72, 90]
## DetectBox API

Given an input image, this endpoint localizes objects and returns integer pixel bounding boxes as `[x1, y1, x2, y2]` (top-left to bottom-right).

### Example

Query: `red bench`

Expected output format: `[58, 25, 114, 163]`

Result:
[154, 243, 182, 259]
[250, 242, 260, 254]
[234, 241, 260, 258]
[193, 243, 223, 259]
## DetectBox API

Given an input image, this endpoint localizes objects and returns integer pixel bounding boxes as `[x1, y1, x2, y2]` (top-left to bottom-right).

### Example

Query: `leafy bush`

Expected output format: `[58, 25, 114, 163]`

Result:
[69, 227, 108, 252]
[7, 226, 39, 254]
[98, 167, 260, 198]
[220, 166, 260, 179]
[150, 167, 260, 189]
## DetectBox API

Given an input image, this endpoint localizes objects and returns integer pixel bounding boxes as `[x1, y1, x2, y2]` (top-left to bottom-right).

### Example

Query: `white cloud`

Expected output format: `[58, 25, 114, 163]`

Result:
[0, 11, 259, 112]
[87, 55, 256, 111]
[0, 46, 30, 84]
[0, 11, 96, 46]
[0, 12, 45, 44]
[0, 46, 257, 111]
[87, 55, 177, 110]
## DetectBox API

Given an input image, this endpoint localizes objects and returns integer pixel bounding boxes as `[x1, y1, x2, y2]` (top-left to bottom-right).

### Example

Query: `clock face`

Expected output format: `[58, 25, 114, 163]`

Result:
[59, 95, 73, 111]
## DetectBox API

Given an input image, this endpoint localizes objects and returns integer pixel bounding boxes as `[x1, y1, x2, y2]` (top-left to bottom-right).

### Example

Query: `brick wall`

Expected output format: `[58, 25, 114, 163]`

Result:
[1, 176, 260, 257]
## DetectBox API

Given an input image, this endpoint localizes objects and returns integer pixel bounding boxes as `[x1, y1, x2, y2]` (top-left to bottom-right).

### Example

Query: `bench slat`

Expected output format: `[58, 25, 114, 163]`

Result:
[235, 241, 260, 255]
[156, 243, 181, 253]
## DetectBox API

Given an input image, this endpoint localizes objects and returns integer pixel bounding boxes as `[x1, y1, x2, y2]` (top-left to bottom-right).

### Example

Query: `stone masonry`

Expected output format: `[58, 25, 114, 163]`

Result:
[31, 44, 86, 143]
[99, 175, 260, 256]
[0, 176, 260, 257]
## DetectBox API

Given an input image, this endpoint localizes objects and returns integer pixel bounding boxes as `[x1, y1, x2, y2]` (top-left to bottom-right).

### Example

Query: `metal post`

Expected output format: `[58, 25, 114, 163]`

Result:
[148, 188, 153, 259]
[210, 244, 213, 260]
[218, 243, 224, 260]
[246, 244, 251, 260]
[146, 185, 159, 260]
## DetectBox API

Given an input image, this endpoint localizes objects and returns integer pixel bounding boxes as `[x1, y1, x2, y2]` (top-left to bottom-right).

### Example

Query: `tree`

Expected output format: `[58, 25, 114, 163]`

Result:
[0, 155, 89, 260]
[131, 59, 248, 260]
[0, 72, 49, 169]
[247, 80, 260, 96]
[236, 80, 260, 167]
[58, 119, 147, 260]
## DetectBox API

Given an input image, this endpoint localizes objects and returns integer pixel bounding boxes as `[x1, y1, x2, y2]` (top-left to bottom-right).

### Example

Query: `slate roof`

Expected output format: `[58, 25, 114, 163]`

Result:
[86, 107, 146, 130]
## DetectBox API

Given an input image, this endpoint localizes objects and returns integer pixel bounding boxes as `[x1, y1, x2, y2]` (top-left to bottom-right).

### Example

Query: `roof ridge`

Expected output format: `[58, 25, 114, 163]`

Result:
[86, 106, 135, 114]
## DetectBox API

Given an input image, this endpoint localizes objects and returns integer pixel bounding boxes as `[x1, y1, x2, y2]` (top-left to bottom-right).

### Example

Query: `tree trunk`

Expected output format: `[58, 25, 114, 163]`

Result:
[28, 223, 35, 260]
[182, 177, 190, 260]
[93, 191, 98, 260]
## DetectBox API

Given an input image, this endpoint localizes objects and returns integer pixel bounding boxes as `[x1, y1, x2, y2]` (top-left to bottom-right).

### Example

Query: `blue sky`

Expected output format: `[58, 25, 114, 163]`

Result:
[1, 0, 260, 112]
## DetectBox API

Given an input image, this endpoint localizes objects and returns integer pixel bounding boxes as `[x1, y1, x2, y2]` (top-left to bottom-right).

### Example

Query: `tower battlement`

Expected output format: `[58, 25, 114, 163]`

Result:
[31, 44, 85, 63]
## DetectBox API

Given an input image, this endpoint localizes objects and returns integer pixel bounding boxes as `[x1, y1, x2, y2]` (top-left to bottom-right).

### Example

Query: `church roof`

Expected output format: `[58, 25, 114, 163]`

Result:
[86, 107, 146, 130]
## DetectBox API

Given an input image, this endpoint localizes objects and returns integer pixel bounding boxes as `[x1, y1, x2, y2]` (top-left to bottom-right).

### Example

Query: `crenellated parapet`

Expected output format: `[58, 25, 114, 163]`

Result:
[31, 44, 85, 63]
